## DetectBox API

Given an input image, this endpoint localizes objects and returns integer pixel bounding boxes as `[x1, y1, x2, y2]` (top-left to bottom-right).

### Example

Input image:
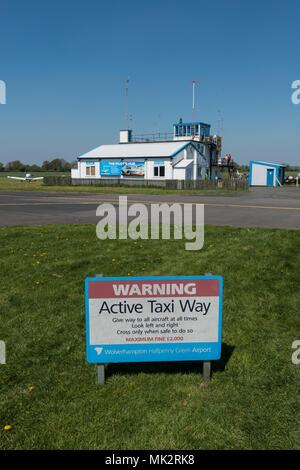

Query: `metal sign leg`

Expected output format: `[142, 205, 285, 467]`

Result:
[203, 360, 211, 380]
[97, 364, 105, 385]
[203, 274, 212, 380]
[95, 274, 105, 385]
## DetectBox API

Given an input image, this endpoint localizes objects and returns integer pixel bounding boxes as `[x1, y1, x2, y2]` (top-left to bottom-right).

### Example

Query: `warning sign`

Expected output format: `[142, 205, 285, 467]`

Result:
[85, 276, 223, 363]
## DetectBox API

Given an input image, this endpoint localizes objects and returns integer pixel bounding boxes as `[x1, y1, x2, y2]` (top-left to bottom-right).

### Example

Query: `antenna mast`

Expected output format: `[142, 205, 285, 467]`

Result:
[217, 109, 223, 135]
[125, 77, 130, 129]
[158, 113, 161, 138]
[191, 80, 199, 137]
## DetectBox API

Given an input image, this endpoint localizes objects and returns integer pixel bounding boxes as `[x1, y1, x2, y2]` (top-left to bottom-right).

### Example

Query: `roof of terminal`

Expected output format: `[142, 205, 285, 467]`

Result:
[78, 141, 200, 159]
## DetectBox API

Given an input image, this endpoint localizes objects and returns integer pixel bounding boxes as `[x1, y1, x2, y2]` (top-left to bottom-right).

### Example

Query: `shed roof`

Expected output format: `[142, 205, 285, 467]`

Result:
[250, 160, 286, 168]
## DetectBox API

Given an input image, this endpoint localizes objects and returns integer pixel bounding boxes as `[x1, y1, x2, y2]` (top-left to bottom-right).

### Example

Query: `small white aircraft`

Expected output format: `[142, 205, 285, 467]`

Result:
[7, 173, 44, 182]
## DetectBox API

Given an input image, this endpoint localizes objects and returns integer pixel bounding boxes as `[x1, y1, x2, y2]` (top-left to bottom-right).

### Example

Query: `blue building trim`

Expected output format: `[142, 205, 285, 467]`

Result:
[250, 160, 281, 168]
[249, 162, 253, 186]
[170, 141, 207, 161]
[78, 145, 103, 159]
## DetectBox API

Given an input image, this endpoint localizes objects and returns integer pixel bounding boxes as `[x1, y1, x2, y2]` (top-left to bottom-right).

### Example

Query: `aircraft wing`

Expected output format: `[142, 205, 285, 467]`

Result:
[7, 176, 26, 180]
[31, 177, 44, 180]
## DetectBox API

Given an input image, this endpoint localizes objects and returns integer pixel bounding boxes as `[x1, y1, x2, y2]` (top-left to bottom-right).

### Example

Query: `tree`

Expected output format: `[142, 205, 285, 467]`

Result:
[41, 160, 51, 171]
[47, 158, 72, 172]
[48, 158, 64, 171]
[28, 164, 41, 172]
[5, 160, 26, 172]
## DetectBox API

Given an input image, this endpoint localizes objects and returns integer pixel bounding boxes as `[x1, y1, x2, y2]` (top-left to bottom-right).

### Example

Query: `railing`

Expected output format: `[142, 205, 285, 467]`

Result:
[211, 157, 234, 167]
[131, 133, 174, 142]
[130, 132, 218, 145]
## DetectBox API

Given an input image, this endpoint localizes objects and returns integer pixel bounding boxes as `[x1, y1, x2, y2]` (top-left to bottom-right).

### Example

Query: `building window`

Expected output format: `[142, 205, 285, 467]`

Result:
[154, 166, 165, 177]
[86, 166, 95, 176]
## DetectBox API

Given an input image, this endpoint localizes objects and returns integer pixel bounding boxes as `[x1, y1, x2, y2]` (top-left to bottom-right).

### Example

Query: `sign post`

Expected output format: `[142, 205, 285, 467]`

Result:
[85, 275, 223, 383]
[203, 272, 212, 380]
[95, 274, 105, 385]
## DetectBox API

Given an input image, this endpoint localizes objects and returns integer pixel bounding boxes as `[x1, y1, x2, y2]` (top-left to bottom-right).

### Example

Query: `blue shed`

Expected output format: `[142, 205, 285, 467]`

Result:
[249, 161, 286, 187]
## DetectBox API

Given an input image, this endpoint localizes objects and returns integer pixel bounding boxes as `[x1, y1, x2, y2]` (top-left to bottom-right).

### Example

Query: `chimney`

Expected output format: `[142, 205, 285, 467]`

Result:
[119, 129, 132, 143]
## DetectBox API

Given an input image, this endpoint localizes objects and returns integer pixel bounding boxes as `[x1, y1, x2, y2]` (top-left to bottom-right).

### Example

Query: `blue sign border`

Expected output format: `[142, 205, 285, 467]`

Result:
[85, 275, 223, 363]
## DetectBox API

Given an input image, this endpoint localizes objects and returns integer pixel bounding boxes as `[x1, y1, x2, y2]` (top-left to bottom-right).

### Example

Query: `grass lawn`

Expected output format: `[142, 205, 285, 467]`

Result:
[0, 171, 70, 178]
[0, 175, 248, 196]
[0, 224, 299, 450]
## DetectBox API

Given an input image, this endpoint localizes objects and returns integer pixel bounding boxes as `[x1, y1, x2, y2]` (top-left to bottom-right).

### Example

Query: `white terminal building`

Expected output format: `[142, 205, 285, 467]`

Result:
[71, 120, 229, 181]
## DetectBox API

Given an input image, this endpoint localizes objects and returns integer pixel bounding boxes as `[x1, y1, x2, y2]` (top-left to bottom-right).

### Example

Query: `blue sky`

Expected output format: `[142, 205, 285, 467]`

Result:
[0, 0, 299, 166]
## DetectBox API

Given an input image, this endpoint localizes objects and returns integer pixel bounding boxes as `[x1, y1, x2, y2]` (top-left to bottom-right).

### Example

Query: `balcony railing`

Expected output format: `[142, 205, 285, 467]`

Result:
[131, 133, 174, 142]
[130, 132, 216, 143]
[211, 157, 234, 167]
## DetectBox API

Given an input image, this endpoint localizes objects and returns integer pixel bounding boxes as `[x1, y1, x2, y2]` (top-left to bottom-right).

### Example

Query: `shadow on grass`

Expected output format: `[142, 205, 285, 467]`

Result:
[105, 343, 235, 379]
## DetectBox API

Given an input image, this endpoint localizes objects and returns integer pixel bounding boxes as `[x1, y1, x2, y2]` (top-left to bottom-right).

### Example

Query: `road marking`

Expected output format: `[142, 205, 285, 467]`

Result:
[0, 199, 300, 211]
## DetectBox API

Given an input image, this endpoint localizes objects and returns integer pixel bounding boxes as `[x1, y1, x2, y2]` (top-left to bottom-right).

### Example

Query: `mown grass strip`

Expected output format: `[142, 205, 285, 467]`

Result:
[0, 224, 299, 450]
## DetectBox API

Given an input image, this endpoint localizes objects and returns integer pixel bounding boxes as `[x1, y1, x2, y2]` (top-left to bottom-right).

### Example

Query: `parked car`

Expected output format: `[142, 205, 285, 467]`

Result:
[284, 175, 296, 184]
[284, 175, 300, 185]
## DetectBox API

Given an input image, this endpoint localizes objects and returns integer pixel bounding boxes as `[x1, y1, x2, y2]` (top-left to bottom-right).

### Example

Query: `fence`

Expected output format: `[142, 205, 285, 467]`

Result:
[44, 175, 249, 191]
[44, 175, 72, 185]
